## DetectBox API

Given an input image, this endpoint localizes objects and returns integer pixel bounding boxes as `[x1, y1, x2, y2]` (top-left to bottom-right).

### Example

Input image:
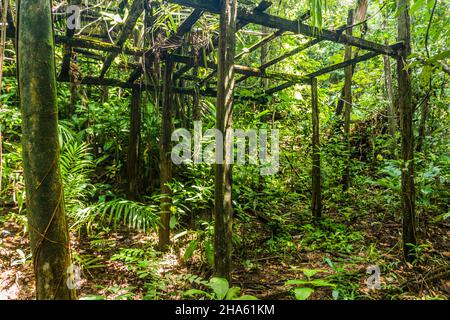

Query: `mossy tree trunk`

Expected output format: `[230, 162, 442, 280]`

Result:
[397, 0, 417, 262]
[214, 0, 237, 283]
[17, 0, 75, 299]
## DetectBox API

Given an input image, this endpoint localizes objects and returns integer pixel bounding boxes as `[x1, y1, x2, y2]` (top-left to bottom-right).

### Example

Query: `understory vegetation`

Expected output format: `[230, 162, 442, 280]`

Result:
[0, 0, 449, 300]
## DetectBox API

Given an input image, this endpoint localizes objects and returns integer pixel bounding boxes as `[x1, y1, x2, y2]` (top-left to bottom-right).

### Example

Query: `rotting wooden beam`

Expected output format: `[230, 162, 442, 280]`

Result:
[235, 29, 284, 61]
[127, 8, 204, 83]
[167, 0, 398, 56]
[201, 28, 285, 85]
[57, 75, 220, 97]
[236, 38, 322, 84]
[55, 35, 146, 56]
[172, 1, 285, 80]
[262, 42, 403, 95]
[99, 0, 145, 78]
[169, 53, 307, 82]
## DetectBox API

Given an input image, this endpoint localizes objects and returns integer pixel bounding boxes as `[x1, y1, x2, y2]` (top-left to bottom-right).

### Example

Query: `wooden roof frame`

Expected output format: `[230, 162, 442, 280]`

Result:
[5, 0, 404, 98]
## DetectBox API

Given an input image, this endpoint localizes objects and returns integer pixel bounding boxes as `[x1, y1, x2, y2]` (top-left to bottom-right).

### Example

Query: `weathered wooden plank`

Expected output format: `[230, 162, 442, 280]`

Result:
[236, 38, 322, 84]
[167, 0, 398, 56]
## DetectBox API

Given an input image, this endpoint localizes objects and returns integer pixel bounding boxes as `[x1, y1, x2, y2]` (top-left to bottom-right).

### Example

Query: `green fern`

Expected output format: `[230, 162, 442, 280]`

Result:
[60, 141, 95, 217]
[78, 199, 161, 234]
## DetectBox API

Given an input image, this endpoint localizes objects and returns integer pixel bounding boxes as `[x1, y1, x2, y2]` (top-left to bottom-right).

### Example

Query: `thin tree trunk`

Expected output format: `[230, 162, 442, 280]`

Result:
[214, 0, 237, 283]
[18, 0, 75, 299]
[127, 87, 141, 199]
[0, 0, 7, 195]
[383, 7, 398, 157]
[311, 77, 321, 220]
[260, 24, 270, 90]
[342, 10, 354, 191]
[416, 95, 429, 153]
[397, 0, 417, 262]
[158, 59, 174, 251]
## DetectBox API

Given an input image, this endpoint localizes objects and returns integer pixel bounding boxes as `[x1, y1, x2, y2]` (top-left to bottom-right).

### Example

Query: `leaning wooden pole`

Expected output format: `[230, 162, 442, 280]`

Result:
[214, 0, 237, 282]
[311, 78, 322, 220]
[159, 59, 174, 251]
[18, 0, 75, 299]
[397, 0, 417, 262]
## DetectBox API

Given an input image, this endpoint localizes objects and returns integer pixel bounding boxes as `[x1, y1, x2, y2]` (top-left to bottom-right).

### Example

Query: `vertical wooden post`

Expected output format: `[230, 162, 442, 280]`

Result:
[311, 77, 321, 220]
[342, 9, 354, 191]
[214, 0, 237, 282]
[159, 59, 174, 251]
[397, 0, 417, 262]
[127, 86, 141, 199]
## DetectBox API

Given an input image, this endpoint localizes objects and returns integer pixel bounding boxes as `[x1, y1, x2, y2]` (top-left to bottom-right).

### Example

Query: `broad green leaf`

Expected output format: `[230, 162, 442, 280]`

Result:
[184, 240, 198, 262]
[225, 287, 241, 300]
[183, 289, 210, 298]
[208, 277, 229, 300]
[309, 279, 336, 287]
[294, 287, 314, 300]
[169, 215, 177, 229]
[301, 268, 324, 278]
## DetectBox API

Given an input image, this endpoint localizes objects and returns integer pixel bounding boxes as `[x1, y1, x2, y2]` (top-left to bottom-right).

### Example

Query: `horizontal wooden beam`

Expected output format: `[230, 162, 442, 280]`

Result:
[236, 38, 322, 84]
[55, 35, 145, 56]
[57, 76, 218, 97]
[262, 42, 403, 95]
[169, 54, 307, 82]
[201, 28, 285, 85]
[167, 0, 399, 56]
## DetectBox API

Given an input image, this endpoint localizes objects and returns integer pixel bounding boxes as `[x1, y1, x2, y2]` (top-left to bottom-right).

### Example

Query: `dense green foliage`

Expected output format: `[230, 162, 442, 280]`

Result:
[0, 0, 448, 300]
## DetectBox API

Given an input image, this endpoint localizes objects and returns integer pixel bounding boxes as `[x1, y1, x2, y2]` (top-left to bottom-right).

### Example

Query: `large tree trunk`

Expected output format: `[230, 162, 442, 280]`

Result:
[397, 0, 417, 262]
[158, 59, 174, 251]
[214, 0, 237, 283]
[18, 0, 75, 299]
[342, 10, 354, 191]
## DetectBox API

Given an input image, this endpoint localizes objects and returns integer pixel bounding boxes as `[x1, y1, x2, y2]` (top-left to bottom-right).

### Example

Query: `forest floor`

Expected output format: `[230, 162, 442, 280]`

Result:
[0, 206, 449, 300]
